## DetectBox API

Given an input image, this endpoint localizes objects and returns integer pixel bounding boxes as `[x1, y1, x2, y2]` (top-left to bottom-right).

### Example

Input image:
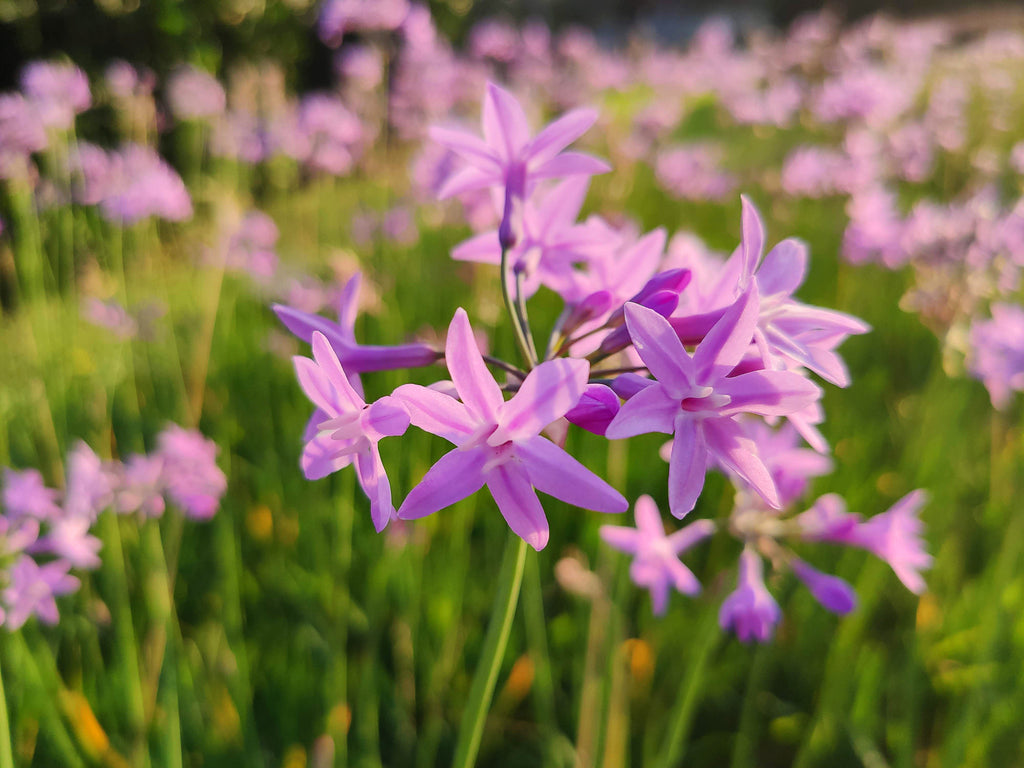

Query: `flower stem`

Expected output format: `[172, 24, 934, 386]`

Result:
[0, 656, 14, 768]
[499, 247, 537, 368]
[451, 535, 528, 768]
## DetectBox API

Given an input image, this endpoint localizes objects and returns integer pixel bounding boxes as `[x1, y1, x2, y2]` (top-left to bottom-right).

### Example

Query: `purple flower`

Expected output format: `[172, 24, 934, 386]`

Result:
[0, 94, 47, 180]
[719, 547, 781, 643]
[167, 65, 226, 122]
[33, 517, 102, 570]
[100, 144, 192, 225]
[429, 82, 609, 206]
[156, 426, 227, 521]
[738, 421, 833, 508]
[223, 211, 280, 284]
[63, 442, 113, 521]
[66, 142, 113, 206]
[82, 297, 138, 339]
[600, 495, 714, 615]
[0, 515, 40, 559]
[294, 332, 410, 531]
[115, 455, 166, 518]
[2, 468, 61, 521]
[606, 291, 821, 517]
[967, 303, 1024, 410]
[298, 94, 365, 176]
[654, 144, 736, 202]
[2, 555, 79, 630]
[848, 490, 932, 594]
[451, 176, 607, 298]
[790, 558, 856, 614]
[21, 61, 91, 130]
[318, 0, 410, 47]
[394, 308, 627, 550]
[274, 272, 440, 377]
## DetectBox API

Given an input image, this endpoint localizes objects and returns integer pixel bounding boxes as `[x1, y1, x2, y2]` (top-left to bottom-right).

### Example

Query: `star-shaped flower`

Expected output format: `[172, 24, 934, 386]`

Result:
[394, 308, 626, 550]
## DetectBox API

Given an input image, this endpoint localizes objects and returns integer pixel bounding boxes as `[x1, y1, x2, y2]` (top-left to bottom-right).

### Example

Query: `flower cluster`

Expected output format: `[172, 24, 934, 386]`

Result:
[0, 425, 226, 630]
[277, 83, 930, 641]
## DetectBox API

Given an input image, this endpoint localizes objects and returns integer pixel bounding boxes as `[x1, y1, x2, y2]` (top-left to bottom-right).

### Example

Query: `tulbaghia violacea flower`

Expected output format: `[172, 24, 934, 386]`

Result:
[100, 144, 192, 224]
[600, 495, 714, 615]
[115, 454, 166, 518]
[790, 558, 857, 614]
[156, 425, 227, 520]
[719, 547, 781, 643]
[451, 176, 609, 298]
[967, 303, 1024, 410]
[63, 443, 114, 522]
[2, 555, 79, 630]
[2, 468, 61, 521]
[274, 272, 440, 377]
[394, 308, 627, 550]
[318, 0, 410, 47]
[605, 292, 821, 517]
[20, 61, 91, 130]
[33, 517, 101, 570]
[429, 81, 609, 211]
[671, 198, 870, 387]
[166, 65, 226, 122]
[294, 332, 410, 531]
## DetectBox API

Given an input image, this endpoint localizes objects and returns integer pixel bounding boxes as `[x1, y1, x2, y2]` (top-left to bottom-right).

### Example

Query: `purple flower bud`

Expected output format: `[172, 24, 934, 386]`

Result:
[790, 558, 857, 615]
[563, 291, 614, 337]
[609, 373, 653, 400]
[719, 548, 781, 643]
[607, 268, 692, 328]
[565, 383, 621, 436]
[598, 290, 680, 357]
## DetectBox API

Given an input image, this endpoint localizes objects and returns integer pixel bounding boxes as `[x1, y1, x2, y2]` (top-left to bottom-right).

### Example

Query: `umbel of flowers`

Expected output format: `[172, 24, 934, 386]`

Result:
[277, 82, 930, 647]
[0, 425, 226, 630]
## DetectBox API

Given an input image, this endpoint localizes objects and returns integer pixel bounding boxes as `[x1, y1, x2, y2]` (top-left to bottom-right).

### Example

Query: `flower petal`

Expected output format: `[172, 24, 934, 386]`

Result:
[757, 238, 807, 297]
[531, 151, 611, 181]
[483, 81, 531, 161]
[623, 302, 694, 395]
[354, 447, 393, 533]
[716, 370, 821, 417]
[491, 358, 589, 444]
[311, 332, 364, 411]
[667, 416, 708, 518]
[486, 463, 549, 550]
[604, 382, 678, 439]
[392, 384, 477, 444]
[516, 435, 627, 513]
[398, 447, 487, 520]
[445, 308, 504, 422]
[526, 107, 599, 165]
[692, 286, 759, 384]
[701, 418, 780, 509]
[739, 195, 765, 287]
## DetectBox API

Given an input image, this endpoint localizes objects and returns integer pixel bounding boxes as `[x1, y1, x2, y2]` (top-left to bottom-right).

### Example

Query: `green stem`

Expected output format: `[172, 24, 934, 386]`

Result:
[499, 247, 537, 369]
[654, 606, 720, 768]
[450, 536, 528, 768]
[0, 657, 15, 768]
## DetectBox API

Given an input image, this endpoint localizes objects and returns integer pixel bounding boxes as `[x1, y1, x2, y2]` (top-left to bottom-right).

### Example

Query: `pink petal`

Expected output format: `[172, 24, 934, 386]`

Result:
[398, 447, 487, 520]
[491, 358, 589, 444]
[428, 125, 502, 170]
[483, 81, 531, 160]
[623, 302, 694, 396]
[311, 332, 364, 411]
[757, 238, 807, 297]
[516, 435, 627, 513]
[667, 518, 716, 554]
[604, 383, 679, 439]
[275, 303, 351, 353]
[294, 356, 338, 415]
[739, 195, 765, 287]
[634, 494, 664, 537]
[485, 463, 549, 550]
[392, 384, 477, 444]
[526, 107, 599, 165]
[438, 165, 497, 199]
[301, 434, 355, 480]
[452, 230, 502, 264]
[445, 308, 504, 422]
[693, 286, 760, 385]
[701, 418, 780, 509]
[716, 370, 821, 417]
[335, 273, 362, 341]
[667, 416, 708, 518]
[536, 175, 591, 232]
[355, 447, 393, 533]
[600, 525, 641, 554]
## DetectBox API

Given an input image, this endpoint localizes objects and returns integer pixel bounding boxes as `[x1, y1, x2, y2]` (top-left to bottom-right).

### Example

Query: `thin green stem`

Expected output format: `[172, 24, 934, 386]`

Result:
[514, 270, 539, 363]
[0, 657, 15, 768]
[499, 247, 537, 369]
[450, 536, 528, 768]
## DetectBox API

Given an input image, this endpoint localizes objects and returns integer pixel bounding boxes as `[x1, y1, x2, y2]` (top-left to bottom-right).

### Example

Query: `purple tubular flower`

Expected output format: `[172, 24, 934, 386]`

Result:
[394, 308, 627, 550]
[600, 495, 713, 615]
[2, 555, 79, 630]
[967, 303, 1024, 410]
[719, 547, 781, 643]
[429, 81, 609, 202]
[2, 468, 61, 521]
[565, 383, 620, 436]
[790, 558, 857, 614]
[849, 490, 932, 594]
[597, 290, 681, 357]
[156, 426, 227, 521]
[605, 290, 822, 517]
[274, 272, 440, 376]
[294, 332, 410, 531]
